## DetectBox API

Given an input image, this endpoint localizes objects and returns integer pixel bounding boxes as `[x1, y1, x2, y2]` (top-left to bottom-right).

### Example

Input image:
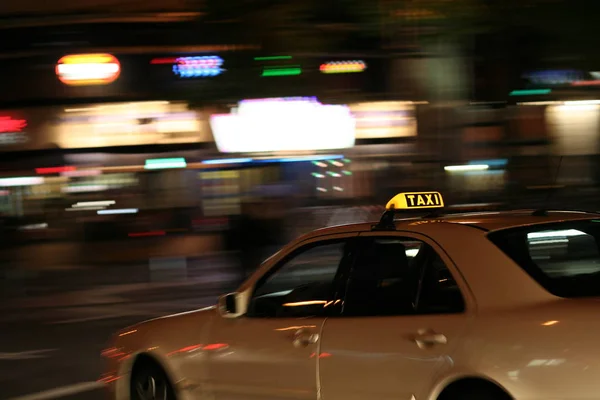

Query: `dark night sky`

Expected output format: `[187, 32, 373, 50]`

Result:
[0, 0, 190, 14]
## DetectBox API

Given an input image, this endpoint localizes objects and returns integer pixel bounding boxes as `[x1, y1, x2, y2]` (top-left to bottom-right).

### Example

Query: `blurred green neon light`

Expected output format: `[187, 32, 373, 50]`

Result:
[254, 56, 292, 61]
[145, 157, 187, 170]
[509, 89, 552, 96]
[262, 67, 302, 77]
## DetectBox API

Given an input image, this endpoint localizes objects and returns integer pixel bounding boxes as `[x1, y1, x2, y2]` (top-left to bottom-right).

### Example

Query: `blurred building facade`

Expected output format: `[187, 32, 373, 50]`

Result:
[1, 14, 600, 250]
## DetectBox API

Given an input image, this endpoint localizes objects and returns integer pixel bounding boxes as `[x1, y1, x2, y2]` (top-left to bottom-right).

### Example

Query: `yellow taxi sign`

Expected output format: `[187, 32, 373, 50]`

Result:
[386, 191, 444, 210]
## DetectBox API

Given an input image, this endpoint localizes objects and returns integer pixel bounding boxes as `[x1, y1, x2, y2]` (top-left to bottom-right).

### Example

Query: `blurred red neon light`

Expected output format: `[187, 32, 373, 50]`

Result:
[167, 344, 204, 356]
[0, 116, 27, 133]
[128, 231, 166, 237]
[571, 80, 600, 86]
[151, 57, 178, 64]
[36, 166, 76, 174]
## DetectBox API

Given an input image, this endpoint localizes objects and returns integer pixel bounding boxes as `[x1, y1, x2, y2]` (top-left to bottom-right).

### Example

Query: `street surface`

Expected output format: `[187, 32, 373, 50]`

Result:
[0, 254, 240, 400]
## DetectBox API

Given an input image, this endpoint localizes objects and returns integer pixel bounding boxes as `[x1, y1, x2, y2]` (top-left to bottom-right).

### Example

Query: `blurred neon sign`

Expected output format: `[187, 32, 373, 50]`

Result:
[262, 66, 301, 77]
[173, 56, 224, 78]
[509, 89, 551, 96]
[152, 56, 224, 78]
[522, 70, 600, 87]
[56, 54, 121, 86]
[57, 101, 207, 148]
[145, 158, 187, 170]
[320, 60, 366, 74]
[0, 116, 28, 145]
[210, 97, 356, 153]
[0, 177, 44, 187]
[36, 166, 76, 175]
[350, 101, 417, 139]
[0, 116, 26, 133]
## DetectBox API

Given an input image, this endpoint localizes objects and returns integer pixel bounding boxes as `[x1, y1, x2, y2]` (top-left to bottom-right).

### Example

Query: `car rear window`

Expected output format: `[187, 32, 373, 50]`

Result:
[488, 220, 600, 297]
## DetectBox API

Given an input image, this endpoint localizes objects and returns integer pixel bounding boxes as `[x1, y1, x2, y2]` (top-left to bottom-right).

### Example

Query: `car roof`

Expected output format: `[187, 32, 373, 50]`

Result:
[426, 210, 600, 231]
[303, 209, 600, 240]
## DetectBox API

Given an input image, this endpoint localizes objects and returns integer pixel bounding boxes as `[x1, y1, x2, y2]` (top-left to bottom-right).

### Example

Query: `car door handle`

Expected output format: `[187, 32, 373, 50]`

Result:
[413, 330, 447, 349]
[292, 329, 319, 348]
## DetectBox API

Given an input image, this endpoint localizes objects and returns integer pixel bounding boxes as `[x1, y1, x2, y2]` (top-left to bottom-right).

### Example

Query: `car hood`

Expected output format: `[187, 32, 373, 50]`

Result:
[114, 306, 218, 354]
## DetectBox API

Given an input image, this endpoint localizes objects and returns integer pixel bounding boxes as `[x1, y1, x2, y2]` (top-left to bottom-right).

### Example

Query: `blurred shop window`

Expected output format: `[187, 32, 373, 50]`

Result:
[444, 164, 506, 196]
[554, 156, 595, 187]
[62, 173, 138, 195]
[154, 170, 194, 209]
[508, 105, 548, 144]
[459, 105, 506, 161]
[546, 103, 600, 156]
[461, 126, 504, 160]
[0, 190, 13, 215]
[200, 170, 241, 216]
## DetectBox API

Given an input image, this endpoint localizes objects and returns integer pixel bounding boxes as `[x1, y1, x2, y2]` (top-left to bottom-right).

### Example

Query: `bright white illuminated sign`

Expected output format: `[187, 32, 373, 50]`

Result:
[0, 177, 44, 187]
[97, 208, 138, 215]
[210, 97, 356, 153]
[56, 101, 209, 148]
[350, 101, 417, 139]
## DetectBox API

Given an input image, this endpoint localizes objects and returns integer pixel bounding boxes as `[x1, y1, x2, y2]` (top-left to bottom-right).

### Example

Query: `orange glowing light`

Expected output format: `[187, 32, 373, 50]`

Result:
[203, 343, 229, 351]
[56, 54, 121, 86]
[98, 374, 120, 384]
[320, 60, 366, 74]
[282, 300, 328, 307]
[542, 320, 559, 326]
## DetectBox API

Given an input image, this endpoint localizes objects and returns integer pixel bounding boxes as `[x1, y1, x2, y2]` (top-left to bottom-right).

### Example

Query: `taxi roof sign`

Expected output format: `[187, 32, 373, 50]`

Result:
[373, 191, 446, 231]
[386, 191, 444, 210]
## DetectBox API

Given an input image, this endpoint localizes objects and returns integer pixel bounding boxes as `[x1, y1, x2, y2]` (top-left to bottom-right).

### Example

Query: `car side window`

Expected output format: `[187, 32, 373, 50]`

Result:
[416, 248, 465, 314]
[247, 240, 351, 318]
[342, 237, 464, 317]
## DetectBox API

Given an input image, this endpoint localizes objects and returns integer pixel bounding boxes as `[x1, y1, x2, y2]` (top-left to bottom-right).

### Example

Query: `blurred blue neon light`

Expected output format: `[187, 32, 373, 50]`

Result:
[173, 56, 224, 78]
[469, 159, 508, 167]
[145, 157, 187, 169]
[267, 155, 344, 163]
[202, 158, 253, 165]
[202, 155, 344, 165]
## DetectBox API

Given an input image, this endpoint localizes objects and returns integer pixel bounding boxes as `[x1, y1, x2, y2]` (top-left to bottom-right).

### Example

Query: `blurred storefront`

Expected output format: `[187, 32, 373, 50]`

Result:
[204, 98, 425, 207]
[501, 69, 600, 206]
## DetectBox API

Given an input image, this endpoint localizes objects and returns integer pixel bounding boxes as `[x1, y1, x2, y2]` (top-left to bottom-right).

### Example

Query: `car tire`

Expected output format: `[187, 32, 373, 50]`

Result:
[130, 362, 176, 400]
[440, 384, 510, 400]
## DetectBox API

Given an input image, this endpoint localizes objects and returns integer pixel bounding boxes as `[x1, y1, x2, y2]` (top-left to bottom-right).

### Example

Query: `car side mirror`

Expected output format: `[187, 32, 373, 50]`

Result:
[218, 292, 244, 318]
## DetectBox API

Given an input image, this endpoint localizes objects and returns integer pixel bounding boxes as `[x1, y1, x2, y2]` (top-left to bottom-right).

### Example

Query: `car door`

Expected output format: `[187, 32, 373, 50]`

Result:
[206, 234, 357, 400]
[319, 232, 474, 400]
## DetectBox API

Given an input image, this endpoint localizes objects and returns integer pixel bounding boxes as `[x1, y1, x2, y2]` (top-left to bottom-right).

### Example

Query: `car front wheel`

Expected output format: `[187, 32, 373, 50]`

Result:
[130, 363, 175, 400]
[439, 383, 510, 400]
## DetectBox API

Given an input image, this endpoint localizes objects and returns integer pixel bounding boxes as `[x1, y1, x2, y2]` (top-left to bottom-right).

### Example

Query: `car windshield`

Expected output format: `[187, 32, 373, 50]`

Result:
[488, 220, 600, 298]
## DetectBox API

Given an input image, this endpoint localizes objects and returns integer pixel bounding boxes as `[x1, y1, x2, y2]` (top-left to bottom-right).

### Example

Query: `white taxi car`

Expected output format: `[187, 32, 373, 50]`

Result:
[102, 191, 600, 400]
